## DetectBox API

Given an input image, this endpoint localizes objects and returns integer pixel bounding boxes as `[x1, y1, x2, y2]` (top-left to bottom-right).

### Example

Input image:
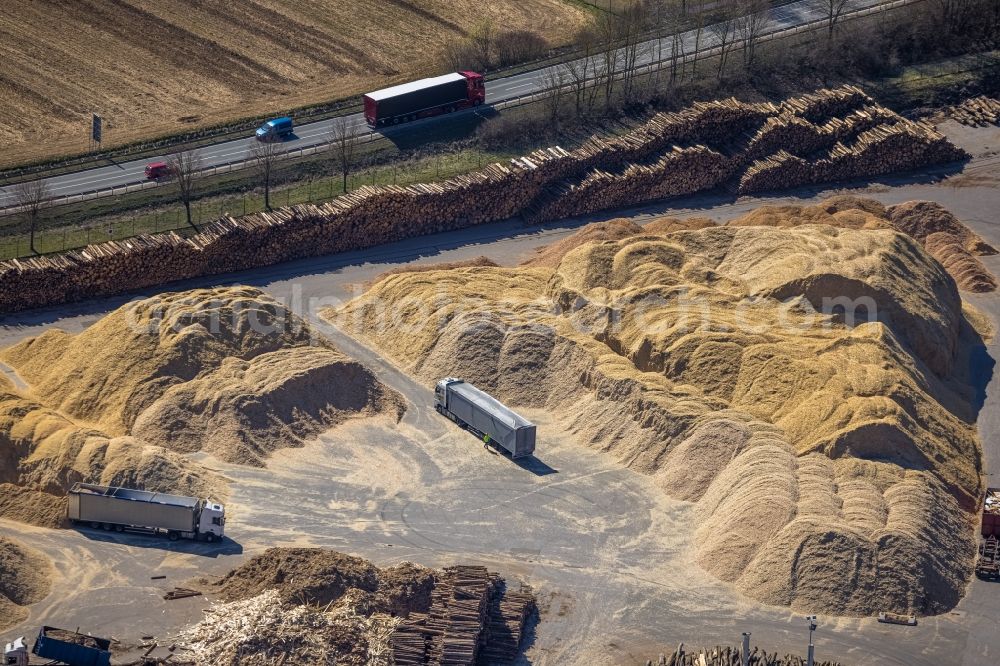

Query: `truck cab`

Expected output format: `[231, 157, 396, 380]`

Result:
[255, 116, 293, 141]
[198, 500, 226, 541]
[4, 637, 27, 666]
[460, 71, 486, 105]
[435, 378, 458, 410]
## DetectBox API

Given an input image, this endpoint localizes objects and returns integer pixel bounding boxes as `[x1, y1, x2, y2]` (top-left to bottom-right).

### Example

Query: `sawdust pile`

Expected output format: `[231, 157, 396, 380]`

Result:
[0, 383, 221, 527]
[3, 286, 403, 467]
[371, 256, 499, 286]
[523, 219, 644, 268]
[335, 206, 989, 616]
[215, 548, 434, 616]
[523, 216, 717, 268]
[0, 537, 51, 630]
[728, 197, 997, 292]
[644, 216, 717, 234]
[0, 286, 401, 527]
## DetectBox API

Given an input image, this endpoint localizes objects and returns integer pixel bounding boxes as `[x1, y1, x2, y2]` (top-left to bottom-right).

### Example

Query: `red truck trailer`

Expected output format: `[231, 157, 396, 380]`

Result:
[364, 71, 485, 128]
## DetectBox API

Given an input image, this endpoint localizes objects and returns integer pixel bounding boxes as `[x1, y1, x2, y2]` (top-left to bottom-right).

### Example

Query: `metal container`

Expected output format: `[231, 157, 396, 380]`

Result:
[435, 378, 536, 458]
[68, 483, 198, 533]
[33, 627, 111, 666]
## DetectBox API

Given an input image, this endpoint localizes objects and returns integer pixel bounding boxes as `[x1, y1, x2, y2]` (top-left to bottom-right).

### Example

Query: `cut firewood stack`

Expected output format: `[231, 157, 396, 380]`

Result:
[388, 566, 536, 666]
[0, 86, 967, 314]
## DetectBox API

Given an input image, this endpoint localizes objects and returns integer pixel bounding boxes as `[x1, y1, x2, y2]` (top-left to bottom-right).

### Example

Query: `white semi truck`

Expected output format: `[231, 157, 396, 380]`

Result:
[67, 483, 225, 542]
[434, 378, 536, 458]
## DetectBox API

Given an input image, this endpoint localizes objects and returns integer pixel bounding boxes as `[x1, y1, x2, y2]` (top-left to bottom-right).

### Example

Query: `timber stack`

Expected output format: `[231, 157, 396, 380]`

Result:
[645, 645, 841, 666]
[941, 96, 1000, 127]
[388, 566, 536, 665]
[0, 86, 967, 314]
[478, 577, 537, 665]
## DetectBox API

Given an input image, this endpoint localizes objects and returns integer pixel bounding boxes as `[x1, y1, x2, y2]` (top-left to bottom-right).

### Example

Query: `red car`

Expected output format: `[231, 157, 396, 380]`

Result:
[144, 162, 171, 179]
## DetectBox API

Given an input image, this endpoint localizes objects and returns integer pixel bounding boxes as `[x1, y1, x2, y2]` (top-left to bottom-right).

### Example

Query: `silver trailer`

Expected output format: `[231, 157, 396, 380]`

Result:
[67, 483, 225, 542]
[434, 378, 536, 458]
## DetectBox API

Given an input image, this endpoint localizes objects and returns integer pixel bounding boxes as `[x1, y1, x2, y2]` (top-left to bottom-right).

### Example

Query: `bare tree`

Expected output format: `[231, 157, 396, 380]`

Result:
[566, 25, 603, 117]
[667, 2, 687, 85]
[930, 0, 979, 37]
[709, 0, 740, 81]
[249, 140, 281, 211]
[167, 149, 202, 228]
[496, 30, 549, 67]
[739, 0, 770, 72]
[471, 19, 496, 70]
[442, 41, 474, 71]
[595, 12, 623, 108]
[688, 0, 709, 79]
[329, 116, 357, 194]
[541, 67, 568, 130]
[825, 0, 853, 40]
[13, 179, 50, 254]
[619, 3, 647, 101]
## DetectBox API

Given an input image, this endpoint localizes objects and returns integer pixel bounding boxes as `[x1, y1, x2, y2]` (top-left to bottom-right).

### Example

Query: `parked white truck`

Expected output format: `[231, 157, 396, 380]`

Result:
[67, 483, 225, 542]
[434, 378, 536, 458]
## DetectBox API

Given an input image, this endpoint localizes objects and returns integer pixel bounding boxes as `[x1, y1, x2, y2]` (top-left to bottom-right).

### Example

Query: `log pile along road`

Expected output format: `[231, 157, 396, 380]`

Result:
[0, 0, 907, 211]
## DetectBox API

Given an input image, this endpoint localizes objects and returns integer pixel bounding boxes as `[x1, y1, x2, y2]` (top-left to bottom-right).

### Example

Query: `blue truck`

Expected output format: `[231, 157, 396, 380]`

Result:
[255, 116, 293, 141]
[4, 627, 111, 666]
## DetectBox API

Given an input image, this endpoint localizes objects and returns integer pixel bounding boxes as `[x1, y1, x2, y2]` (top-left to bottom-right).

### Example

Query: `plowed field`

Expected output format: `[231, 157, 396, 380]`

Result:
[0, 0, 587, 167]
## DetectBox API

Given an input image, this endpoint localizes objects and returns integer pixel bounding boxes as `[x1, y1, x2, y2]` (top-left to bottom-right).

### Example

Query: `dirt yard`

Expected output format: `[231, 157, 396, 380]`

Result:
[0, 0, 587, 167]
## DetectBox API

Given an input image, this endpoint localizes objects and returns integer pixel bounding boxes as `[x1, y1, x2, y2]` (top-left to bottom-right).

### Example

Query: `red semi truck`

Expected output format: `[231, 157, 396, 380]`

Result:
[364, 71, 485, 128]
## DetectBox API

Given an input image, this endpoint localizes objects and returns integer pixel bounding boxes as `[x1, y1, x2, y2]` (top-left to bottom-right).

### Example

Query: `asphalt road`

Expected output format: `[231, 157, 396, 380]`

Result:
[0, 0, 895, 210]
[2, 122, 1000, 665]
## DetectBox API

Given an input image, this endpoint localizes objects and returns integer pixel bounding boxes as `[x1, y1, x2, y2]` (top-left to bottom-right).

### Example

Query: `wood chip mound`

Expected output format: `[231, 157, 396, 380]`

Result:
[215, 548, 434, 616]
[522, 219, 645, 268]
[336, 208, 988, 617]
[0, 537, 51, 630]
[371, 256, 500, 287]
[0, 286, 403, 527]
[728, 197, 997, 293]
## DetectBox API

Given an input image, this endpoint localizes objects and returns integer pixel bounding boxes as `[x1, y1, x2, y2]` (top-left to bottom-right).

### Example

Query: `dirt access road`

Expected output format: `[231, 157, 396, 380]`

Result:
[2, 121, 1000, 665]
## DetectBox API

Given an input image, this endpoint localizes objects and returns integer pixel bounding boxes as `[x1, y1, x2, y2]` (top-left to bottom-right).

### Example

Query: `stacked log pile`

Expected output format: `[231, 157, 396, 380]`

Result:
[528, 87, 963, 222]
[528, 146, 730, 222]
[477, 577, 537, 665]
[739, 119, 964, 193]
[780, 84, 870, 122]
[644, 645, 841, 666]
[388, 567, 536, 666]
[0, 86, 968, 314]
[941, 96, 1000, 127]
[741, 105, 900, 165]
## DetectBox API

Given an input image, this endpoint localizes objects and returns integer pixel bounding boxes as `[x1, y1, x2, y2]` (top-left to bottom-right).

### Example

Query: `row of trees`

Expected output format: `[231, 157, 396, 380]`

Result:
[442, 21, 550, 72]
[165, 116, 359, 228]
[10, 116, 360, 255]
[531, 0, 999, 130]
[538, 0, 786, 125]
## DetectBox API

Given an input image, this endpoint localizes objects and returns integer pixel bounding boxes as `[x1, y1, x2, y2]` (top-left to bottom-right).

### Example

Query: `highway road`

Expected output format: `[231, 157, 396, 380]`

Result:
[0, 0, 898, 210]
